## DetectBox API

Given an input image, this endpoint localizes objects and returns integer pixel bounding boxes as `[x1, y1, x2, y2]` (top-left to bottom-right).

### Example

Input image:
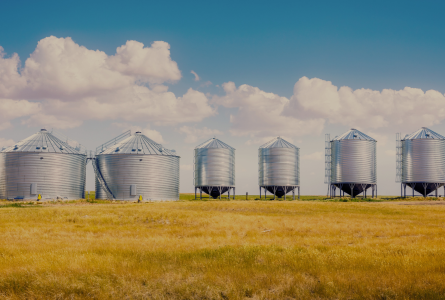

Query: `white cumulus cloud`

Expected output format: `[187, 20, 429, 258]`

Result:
[0, 138, 15, 149]
[112, 122, 166, 144]
[190, 70, 200, 81]
[215, 78, 445, 140]
[0, 36, 215, 130]
[179, 126, 223, 144]
[301, 151, 324, 161]
[289, 76, 445, 132]
[213, 81, 325, 139]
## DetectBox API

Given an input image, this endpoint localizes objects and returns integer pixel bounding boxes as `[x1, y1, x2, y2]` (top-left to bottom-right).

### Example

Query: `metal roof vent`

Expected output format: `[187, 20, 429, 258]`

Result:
[40, 129, 47, 132]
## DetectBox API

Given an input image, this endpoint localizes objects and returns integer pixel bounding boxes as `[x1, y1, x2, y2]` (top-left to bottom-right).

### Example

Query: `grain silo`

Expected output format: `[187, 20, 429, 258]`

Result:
[0, 129, 87, 200]
[396, 127, 445, 197]
[194, 138, 235, 199]
[325, 129, 377, 198]
[94, 131, 179, 201]
[258, 137, 300, 200]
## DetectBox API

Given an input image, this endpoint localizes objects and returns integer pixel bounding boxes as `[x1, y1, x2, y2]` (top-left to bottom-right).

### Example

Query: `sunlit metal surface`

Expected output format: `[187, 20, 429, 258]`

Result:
[0, 129, 87, 200]
[194, 138, 235, 198]
[95, 132, 179, 201]
[402, 127, 445, 183]
[258, 137, 299, 198]
[327, 129, 377, 198]
[259, 137, 299, 186]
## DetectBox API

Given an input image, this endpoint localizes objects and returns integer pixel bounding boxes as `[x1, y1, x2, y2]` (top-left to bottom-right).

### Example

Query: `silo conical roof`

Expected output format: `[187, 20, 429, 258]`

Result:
[99, 132, 177, 155]
[403, 127, 445, 140]
[259, 137, 298, 149]
[1, 129, 83, 154]
[332, 128, 376, 141]
[195, 138, 235, 150]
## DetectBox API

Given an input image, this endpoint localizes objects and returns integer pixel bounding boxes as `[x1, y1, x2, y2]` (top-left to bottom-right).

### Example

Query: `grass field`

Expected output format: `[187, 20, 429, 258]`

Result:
[1, 194, 445, 299]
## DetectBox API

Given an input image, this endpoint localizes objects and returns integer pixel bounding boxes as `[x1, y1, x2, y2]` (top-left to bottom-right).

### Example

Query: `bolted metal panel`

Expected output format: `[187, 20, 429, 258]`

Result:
[0, 152, 86, 200]
[94, 132, 180, 201]
[258, 137, 299, 187]
[0, 129, 87, 200]
[330, 129, 377, 184]
[402, 127, 445, 183]
[95, 154, 179, 200]
[194, 140, 235, 187]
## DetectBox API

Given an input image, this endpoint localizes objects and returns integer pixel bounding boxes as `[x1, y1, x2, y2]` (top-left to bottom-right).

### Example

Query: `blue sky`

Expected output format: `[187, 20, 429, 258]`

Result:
[1, 1, 445, 195]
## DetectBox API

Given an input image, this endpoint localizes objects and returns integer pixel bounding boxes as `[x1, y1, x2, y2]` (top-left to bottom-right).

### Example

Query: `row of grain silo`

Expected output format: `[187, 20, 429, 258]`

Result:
[0, 127, 444, 200]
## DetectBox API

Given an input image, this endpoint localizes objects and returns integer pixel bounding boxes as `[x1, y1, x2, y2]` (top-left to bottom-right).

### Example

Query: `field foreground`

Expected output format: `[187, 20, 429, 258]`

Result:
[1, 198, 445, 299]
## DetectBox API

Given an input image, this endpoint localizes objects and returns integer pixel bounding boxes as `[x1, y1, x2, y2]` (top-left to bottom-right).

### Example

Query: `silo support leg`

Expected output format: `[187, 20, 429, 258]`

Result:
[259, 187, 261, 199]
[293, 188, 295, 200]
[200, 188, 202, 200]
[298, 187, 300, 200]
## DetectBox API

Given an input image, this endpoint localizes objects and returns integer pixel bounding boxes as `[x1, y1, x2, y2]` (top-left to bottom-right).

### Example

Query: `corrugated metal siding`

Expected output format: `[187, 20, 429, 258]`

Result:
[95, 154, 179, 200]
[0, 152, 86, 200]
[194, 148, 235, 187]
[258, 148, 299, 186]
[402, 139, 445, 183]
[330, 140, 376, 184]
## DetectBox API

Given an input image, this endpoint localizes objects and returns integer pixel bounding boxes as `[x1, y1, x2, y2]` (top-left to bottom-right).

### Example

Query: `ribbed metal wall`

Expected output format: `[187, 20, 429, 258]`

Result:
[402, 139, 445, 183]
[331, 140, 376, 184]
[0, 152, 86, 200]
[259, 148, 299, 186]
[95, 154, 179, 200]
[194, 148, 235, 187]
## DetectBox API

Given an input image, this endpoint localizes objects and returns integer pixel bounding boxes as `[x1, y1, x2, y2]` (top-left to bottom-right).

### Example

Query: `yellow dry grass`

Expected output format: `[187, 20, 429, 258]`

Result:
[0, 197, 445, 299]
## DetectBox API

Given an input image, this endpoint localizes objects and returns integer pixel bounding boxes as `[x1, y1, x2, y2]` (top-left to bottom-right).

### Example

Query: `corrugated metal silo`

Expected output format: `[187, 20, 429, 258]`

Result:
[0, 129, 87, 200]
[396, 127, 445, 197]
[194, 138, 235, 199]
[258, 137, 300, 199]
[325, 128, 377, 198]
[94, 131, 179, 201]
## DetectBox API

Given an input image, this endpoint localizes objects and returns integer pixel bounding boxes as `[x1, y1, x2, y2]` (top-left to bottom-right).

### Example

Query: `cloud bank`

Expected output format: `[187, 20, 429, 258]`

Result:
[0, 37, 215, 129]
[215, 77, 445, 141]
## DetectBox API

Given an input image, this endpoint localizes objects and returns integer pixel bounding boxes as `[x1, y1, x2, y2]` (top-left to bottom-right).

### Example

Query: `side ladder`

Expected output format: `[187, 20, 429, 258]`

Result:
[91, 158, 115, 200]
